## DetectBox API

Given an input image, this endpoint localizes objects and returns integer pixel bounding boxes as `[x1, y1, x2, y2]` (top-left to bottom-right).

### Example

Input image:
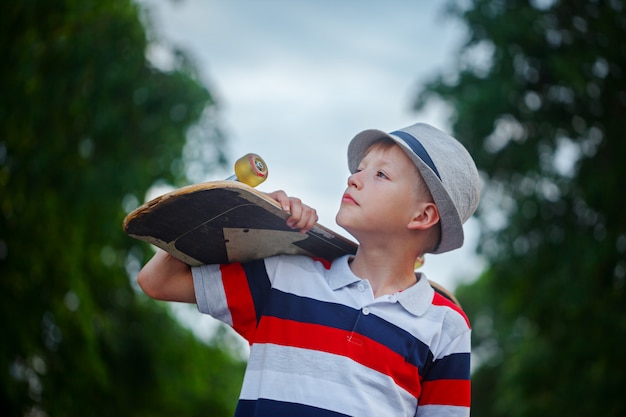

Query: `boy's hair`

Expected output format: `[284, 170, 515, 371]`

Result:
[347, 123, 480, 254]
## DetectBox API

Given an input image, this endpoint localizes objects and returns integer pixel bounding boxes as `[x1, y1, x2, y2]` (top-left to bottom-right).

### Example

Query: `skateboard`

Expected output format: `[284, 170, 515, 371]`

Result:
[123, 154, 358, 266]
[123, 154, 460, 307]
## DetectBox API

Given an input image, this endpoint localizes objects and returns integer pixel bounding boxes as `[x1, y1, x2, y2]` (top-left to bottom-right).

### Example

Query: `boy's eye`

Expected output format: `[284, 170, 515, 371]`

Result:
[376, 171, 389, 179]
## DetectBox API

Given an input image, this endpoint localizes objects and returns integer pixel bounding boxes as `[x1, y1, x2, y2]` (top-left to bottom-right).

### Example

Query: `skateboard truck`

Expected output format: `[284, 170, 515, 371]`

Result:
[226, 153, 268, 187]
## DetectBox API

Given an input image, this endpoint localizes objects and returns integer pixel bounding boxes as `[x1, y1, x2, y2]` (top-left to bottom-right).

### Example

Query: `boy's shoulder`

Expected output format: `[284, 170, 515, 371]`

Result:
[427, 288, 471, 343]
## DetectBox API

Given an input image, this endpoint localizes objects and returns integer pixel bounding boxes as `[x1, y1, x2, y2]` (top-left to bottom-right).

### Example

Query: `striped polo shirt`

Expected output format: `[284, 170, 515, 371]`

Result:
[192, 255, 471, 417]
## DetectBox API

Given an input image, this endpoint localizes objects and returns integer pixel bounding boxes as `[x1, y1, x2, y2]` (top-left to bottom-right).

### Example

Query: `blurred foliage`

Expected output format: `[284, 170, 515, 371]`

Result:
[417, 0, 626, 415]
[1, 0, 243, 416]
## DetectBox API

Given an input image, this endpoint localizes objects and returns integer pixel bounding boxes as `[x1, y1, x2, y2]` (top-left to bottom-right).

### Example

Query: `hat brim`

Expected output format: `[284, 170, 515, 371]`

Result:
[347, 129, 463, 254]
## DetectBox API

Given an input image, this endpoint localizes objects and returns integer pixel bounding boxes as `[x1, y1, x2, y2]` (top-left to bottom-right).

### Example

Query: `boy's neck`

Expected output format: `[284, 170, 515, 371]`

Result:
[348, 249, 420, 298]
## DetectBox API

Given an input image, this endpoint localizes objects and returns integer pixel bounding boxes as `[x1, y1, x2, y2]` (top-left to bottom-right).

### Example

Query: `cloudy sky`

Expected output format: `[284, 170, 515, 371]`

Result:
[135, 0, 485, 293]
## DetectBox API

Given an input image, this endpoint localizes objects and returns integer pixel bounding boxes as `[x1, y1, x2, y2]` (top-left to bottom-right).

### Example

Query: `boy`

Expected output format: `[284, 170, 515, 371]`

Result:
[138, 122, 481, 416]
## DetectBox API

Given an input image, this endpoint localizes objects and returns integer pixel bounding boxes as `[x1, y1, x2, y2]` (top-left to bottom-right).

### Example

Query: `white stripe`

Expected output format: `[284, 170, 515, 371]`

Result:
[241, 343, 417, 416]
[420, 305, 471, 357]
[192, 264, 233, 326]
[417, 404, 470, 417]
[265, 256, 367, 308]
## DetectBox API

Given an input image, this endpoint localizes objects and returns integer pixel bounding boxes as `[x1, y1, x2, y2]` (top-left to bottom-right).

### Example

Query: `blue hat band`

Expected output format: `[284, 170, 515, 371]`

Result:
[390, 130, 441, 180]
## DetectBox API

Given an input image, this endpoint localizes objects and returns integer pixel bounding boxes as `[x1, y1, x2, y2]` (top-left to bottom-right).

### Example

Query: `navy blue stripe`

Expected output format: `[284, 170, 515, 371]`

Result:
[391, 130, 441, 180]
[236, 398, 351, 416]
[242, 260, 272, 326]
[264, 289, 431, 370]
[422, 352, 471, 380]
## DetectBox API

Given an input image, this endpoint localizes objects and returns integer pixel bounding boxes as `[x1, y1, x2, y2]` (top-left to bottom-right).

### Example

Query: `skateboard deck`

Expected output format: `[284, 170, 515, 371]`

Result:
[123, 180, 358, 266]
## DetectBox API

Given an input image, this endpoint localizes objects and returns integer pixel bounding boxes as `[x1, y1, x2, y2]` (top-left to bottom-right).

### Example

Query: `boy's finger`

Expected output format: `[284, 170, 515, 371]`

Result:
[291, 206, 318, 234]
[286, 198, 302, 227]
[267, 190, 291, 212]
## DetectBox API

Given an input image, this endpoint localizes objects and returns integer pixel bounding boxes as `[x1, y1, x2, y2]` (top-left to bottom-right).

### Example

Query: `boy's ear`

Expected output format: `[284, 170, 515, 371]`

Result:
[407, 202, 440, 231]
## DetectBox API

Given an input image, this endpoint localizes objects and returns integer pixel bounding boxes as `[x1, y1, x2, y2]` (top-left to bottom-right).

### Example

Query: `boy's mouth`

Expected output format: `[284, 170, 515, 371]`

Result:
[341, 193, 358, 205]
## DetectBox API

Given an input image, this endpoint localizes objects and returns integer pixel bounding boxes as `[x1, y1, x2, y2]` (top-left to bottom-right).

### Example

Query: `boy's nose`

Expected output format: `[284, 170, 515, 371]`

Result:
[347, 171, 362, 188]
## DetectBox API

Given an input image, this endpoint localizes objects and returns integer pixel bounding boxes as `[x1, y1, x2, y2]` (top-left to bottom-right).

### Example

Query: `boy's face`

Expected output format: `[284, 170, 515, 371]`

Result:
[336, 143, 432, 239]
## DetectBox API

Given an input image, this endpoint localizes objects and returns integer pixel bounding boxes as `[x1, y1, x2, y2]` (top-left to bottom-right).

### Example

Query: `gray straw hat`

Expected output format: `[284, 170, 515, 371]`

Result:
[347, 122, 481, 254]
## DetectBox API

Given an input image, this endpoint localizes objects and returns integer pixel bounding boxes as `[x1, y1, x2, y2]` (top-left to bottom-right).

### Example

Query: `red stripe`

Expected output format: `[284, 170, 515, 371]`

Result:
[420, 378, 470, 407]
[220, 263, 257, 342]
[311, 257, 332, 269]
[254, 316, 422, 398]
[432, 292, 471, 328]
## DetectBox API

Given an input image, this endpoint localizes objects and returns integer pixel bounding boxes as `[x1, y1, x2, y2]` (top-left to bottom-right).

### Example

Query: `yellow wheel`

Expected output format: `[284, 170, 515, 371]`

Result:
[233, 153, 268, 187]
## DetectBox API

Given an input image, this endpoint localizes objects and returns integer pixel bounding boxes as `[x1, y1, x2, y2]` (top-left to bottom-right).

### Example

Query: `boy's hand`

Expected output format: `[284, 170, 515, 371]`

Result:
[266, 190, 318, 233]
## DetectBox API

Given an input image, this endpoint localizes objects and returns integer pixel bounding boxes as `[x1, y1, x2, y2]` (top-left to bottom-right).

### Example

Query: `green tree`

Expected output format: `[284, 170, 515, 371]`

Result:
[1, 1, 243, 415]
[416, 0, 626, 415]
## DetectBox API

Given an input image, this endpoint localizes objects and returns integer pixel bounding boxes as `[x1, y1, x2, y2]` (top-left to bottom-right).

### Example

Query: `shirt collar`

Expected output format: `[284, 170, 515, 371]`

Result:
[327, 256, 434, 316]
[396, 272, 434, 316]
[327, 255, 362, 290]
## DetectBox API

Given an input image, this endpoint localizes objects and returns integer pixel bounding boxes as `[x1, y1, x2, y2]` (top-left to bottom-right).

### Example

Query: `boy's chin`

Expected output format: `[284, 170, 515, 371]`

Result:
[335, 214, 357, 237]
[335, 212, 350, 229]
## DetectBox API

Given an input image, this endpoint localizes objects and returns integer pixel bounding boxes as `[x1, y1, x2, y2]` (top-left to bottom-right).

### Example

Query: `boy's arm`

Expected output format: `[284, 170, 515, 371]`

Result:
[418, 329, 471, 417]
[137, 190, 318, 303]
[137, 249, 196, 303]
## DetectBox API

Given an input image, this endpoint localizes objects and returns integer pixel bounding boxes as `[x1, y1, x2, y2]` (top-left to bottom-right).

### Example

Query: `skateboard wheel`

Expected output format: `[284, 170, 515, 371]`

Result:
[234, 153, 268, 187]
